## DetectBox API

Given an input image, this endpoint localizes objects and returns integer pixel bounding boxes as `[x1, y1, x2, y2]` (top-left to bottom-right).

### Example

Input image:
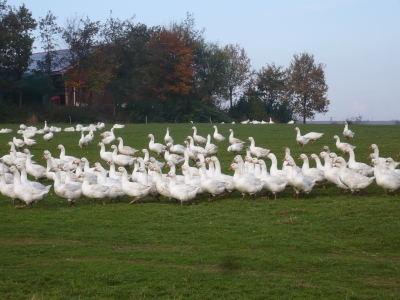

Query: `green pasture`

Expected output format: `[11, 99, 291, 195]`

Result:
[0, 122, 399, 299]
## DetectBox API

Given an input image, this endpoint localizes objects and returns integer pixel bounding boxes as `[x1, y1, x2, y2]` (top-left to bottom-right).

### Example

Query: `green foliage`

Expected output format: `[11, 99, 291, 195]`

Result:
[0, 124, 399, 299]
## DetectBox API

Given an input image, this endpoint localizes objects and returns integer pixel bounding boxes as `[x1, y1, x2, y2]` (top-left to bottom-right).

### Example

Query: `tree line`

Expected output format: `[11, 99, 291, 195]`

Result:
[0, 1, 330, 123]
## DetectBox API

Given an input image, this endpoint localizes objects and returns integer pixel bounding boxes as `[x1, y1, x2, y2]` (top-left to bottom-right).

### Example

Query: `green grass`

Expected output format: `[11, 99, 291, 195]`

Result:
[0, 122, 399, 299]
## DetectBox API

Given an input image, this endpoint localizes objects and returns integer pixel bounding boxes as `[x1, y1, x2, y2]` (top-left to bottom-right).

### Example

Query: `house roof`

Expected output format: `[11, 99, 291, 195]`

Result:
[29, 49, 71, 73]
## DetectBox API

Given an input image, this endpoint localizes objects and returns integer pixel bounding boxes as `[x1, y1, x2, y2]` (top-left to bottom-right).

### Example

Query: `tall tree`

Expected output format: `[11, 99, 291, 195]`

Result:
[286, 52, 330, 124]
[0, 3, 36, 107]
[35, 10, 62, 96]
[147, 28, 195, 100]
[220, 44, 252, 111]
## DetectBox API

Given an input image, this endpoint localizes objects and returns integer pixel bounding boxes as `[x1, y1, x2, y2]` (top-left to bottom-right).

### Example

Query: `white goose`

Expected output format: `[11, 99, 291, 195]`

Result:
[116, 137, 139, 156]
[0, 165, 19, 204]
[110, 145, 134, 167]
[294, 127, 324, 146]
[205, 134, 218, 156]
[229, 162, 263, 200]
[333, 135, 355, 152]
[247, 137, 270, 158]
[78, 172, 111, 204]
[57, 144, 79, 166]
[256, 159, 287, 199]
[102, 128, 116, 145]
[147, 134, 165, 157]
[163, 147, 185, 165]
[333, 157, 375, 195]
[16, 163, 49, 191]
[22, 132, 36, 147]
[12, 136, 25, 149]
[93, 164, 125, 203]
[343, 148, 374, 176]
[212, 125, 225, 142]
[150, 164, 172, 200]
[166, 142, 186, 155]
[191, 126, 207, 145]
[79, 131, 88, 148]
[309, 154, 324, 171]
[266, 153, 288, 183]
[43, 131, 54, 142]
[209, 156, 235, 196]
[166, 171, 199, 205]
[318, 151, 349, 192]
[164, 127, 174, 145]
[117, 166, 151, 204]
[196, 161, 226, 201]
[227, 142, 244, 153]
[343, 121, 355, 140]
[298, 153, 326, 185]
[186, 136, 207, 156]
[228, 129, 244, 144]
[9, 165, 51, 208]
[371, 159, 400, 196]
[51, 167, 82, 206]
[284, 156, 316, 198]
[98, 142, 113, 162]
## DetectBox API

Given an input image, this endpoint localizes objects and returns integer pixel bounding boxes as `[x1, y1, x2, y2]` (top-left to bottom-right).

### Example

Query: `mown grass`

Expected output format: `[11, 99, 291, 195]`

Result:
[0, 122, 399, 299]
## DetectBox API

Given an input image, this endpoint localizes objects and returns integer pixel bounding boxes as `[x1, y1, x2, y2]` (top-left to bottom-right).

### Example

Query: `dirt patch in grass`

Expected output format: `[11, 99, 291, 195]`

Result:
[360, 275, 400, 287]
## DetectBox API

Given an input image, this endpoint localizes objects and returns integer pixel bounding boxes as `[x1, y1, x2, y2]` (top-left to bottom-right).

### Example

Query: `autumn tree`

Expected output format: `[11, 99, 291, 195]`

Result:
[286, 52, 329, 124]
[147, 28, 195, 101]
[219, 44, 252, 111]
[0, 3, 36, 107]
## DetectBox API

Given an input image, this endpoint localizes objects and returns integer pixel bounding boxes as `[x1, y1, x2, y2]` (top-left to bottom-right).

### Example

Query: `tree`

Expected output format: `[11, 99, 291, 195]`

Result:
[147, 28, 195, 100]
[35, 10, 62, 96]
[220, 44, 252, 111]
[286, 52, 330, 124]
[0, 3, 37, 107]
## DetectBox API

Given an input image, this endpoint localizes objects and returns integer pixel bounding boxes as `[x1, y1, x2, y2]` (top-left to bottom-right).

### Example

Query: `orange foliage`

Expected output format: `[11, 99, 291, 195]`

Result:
[148, 30, 195, 100]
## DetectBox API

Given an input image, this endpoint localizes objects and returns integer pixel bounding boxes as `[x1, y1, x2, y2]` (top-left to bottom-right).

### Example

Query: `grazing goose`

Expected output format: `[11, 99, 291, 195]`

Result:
[116, 137, 139, 156]
[333, 135, 355, 152]
[191, 126, 207, 145]
[227, 142, 244, 153]
[43, 131, 54, 142]
[212, 125, 225, 142]
[343, 121, 355, 140]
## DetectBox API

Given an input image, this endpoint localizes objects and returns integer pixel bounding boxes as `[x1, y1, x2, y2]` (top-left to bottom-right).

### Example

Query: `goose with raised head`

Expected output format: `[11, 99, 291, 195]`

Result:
[247, 137, 270, 158]
[266, 153, 288, 182]
[93, 164, 125, 203]
[343, 121, 355, 140]
[191, 126, 207, 145]
[371, 159, 400, 196]
[163, 146, 185, 165]
[16, 163, 49, 191]
[343, 148, 374, 176]
[256, 159, 287, 199]
[147, 134, 165, 157]
[78, 131, 88, 148]
[298, 154, 326, 185]
[96, 141, 112, 162]
[333, 135, 355, 152]
[228, 129, 244, 144]
[116, 137, 139, 156]
[102, 128, 116, 145]
[117, 167, 151, 204]
[110, 145, 134, 167]
[166, 142, 186, 155]
[209, 156, 235, 196]
[9, 166, 51, 208]
[164, 127, 174, 145]
[22, 132, 36, 147]
[294, 127, 324, 146]
[78, 172, 110, 204]
[150, 164, 172, 200]
[51, 167, 82, 206]
[229, 162, 263, 200]
[0, 158, 13, 184]
[186, 136, 207, 156]
[333, 157, 375, 195]
[205, 134, 218, 155]
[368, 144, 386, 164]
[166, 171, 199, 205]
[57, 144, 79, 166]
[196, 161, 226, 201]
[319, 151, 350, 191]
[12, 136, 25, 149]
[212, 125, 225, 142]
[0, 165, 19, 204]
[309, 153, 324, 171]
[284, 157, 316, 198]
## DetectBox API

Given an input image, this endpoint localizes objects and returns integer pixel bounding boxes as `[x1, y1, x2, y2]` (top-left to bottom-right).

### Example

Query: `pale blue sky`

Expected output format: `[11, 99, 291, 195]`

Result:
[11, 0, 400, 121]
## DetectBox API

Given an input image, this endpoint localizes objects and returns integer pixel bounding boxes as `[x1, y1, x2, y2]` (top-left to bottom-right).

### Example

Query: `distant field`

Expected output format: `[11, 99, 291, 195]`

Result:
[0, 122, 399, 299]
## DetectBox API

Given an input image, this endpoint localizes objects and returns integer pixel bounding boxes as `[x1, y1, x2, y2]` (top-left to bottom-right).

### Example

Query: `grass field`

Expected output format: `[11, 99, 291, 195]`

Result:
[0, 122, 399, 299]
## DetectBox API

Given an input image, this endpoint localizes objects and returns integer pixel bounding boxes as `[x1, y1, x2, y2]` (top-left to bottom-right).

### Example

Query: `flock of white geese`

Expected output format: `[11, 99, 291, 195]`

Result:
[0, 120, 399, 208]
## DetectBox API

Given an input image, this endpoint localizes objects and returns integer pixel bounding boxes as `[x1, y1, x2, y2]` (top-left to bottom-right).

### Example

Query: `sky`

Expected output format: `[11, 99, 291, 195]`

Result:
[10, 0, 400, 121]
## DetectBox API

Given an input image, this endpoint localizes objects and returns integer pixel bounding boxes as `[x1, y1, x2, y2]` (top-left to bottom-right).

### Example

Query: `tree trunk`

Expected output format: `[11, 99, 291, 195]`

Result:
[302, 96, 307, 124]
[229, 87, 233, 110]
